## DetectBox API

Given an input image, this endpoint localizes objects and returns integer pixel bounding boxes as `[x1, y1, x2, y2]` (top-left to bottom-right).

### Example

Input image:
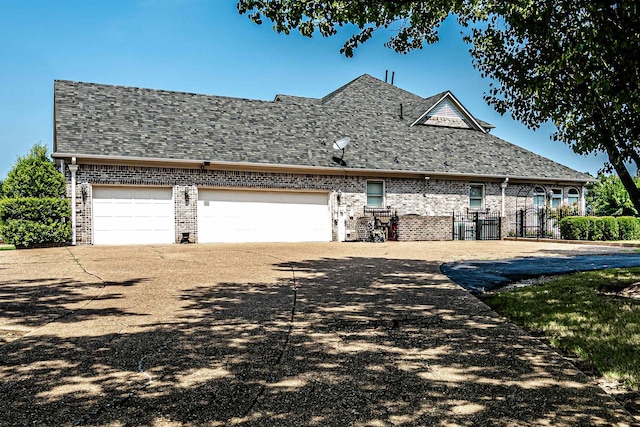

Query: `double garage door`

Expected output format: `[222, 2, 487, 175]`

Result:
[197, 190, 331, 243]
[92, 187, 330, 244]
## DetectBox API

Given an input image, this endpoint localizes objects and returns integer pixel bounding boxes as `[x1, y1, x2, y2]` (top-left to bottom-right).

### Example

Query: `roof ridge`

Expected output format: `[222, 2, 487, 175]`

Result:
[54, 80, 275, 104]
[320, 74, 374, 102]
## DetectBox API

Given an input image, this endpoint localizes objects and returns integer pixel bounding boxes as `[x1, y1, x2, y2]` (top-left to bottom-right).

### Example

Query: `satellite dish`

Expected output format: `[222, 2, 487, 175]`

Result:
[332, 137, 350, 166]
[333, 137, 351, 150]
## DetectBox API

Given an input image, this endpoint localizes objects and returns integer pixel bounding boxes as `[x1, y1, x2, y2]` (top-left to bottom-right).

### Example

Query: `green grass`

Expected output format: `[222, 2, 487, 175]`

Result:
[482, 268, 640, 390]
[0, 244, 15, 250]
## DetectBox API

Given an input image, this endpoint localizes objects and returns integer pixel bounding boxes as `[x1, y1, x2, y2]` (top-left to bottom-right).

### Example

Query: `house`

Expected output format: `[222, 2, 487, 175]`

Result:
[52, 74, 593, 245]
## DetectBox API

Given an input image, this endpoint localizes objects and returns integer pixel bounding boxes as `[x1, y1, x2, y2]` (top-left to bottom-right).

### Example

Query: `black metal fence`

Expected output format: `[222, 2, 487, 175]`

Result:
[453, 210, 502, 240]
[507, 207, 581, 239]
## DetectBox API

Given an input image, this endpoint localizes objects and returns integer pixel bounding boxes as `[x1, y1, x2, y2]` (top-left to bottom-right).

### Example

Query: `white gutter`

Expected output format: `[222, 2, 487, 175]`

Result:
[51, 152, 595, 184]
[500, 178, 509, 217]
[68, 161, 78, 246]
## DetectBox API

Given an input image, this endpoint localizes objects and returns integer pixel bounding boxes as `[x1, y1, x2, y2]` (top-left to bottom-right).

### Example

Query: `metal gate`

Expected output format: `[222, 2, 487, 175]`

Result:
[509, 207, 581, 239]
[453, 210, 502, 240]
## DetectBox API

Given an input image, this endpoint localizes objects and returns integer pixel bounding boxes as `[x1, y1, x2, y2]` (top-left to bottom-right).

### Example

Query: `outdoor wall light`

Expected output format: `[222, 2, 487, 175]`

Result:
[81, 182, 88, 204]
[336, 189, 342, 204]
[184, 187, 190, 205]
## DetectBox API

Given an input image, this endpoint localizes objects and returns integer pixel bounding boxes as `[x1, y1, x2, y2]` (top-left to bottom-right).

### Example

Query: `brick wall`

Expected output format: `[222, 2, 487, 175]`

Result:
[64, 163, 584, 244]
[397, 215, 453, 241]
[175, 185, 198, 243]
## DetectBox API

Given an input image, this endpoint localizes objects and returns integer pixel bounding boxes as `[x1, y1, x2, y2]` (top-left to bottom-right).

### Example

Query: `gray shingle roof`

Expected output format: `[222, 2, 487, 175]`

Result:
[53, 74, 592, 182]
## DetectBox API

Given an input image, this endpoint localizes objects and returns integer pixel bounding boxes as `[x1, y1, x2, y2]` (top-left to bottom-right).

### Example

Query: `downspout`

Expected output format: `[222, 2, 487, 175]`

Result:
[500, 178, 509, 217]
[68, 160, 78, 246]
[581, 185, 587, 215]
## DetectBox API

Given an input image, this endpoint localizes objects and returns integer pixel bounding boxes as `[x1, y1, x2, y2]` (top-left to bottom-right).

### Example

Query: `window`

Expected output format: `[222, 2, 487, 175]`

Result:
[551, 188, 562, 209]
[469, 184, 484, 209]
[366, 180, 384, 207]
[533, 186, 546, 208]
[568, 188, 580, 207]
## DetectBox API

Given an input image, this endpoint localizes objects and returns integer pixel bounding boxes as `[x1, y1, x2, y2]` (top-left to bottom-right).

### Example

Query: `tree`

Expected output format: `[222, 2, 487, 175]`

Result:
[2, 143, 65, 198]
[237, 0, 640, 211]
[586, 174, 639, 217]
[0, 143, 70, 248]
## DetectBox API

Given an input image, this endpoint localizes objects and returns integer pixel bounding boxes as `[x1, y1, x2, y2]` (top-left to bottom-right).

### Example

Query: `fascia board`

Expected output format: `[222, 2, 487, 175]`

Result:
[52, 152, 595, 184]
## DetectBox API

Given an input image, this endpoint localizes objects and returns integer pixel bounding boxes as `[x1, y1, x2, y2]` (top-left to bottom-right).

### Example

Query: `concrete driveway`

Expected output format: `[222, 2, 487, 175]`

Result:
[0, 241, 635, 426]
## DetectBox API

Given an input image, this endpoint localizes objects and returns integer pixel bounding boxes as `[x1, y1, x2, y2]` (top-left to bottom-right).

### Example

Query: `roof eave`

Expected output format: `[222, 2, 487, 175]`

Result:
[51, 152, 595, 184]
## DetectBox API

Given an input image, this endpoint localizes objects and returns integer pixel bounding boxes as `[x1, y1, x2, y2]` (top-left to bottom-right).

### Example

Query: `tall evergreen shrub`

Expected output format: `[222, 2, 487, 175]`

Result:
[0, 144, 70, 248]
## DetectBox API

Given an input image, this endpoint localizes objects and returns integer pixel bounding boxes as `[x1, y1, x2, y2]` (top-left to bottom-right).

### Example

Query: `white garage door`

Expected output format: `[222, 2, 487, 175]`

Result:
[198, 190, 331, 243]
[92, 187, 174, 245]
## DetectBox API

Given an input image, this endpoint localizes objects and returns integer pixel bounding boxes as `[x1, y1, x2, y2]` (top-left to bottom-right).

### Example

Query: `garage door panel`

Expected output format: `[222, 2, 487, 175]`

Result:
[198, 190, 330, 243]
[92, 186, 174, 245]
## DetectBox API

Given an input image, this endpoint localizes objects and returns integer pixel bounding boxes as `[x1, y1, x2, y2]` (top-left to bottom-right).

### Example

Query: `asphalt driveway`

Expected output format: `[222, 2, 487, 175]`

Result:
[442, 252, 640, 294]
[0, 241, 636, 426]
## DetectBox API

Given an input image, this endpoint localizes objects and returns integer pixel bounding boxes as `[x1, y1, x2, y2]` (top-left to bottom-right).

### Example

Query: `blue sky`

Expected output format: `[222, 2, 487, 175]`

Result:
[0, 0, 607, 179]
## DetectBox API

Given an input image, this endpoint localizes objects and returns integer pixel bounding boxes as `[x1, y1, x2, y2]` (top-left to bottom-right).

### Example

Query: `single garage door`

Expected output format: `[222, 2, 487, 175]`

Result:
[198, 190, 331, 243]
[92, 186, 174, 245]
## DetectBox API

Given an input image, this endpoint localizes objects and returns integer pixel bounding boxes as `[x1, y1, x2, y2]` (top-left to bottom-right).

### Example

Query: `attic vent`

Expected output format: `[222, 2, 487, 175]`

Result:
[431, 100, 461, 119]
[422, 100, 472, 129]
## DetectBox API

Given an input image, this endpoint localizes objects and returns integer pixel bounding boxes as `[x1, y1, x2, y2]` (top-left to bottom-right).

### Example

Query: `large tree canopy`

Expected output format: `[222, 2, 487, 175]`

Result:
[237, 0, 640, 212]
[587, 174, 639, 217]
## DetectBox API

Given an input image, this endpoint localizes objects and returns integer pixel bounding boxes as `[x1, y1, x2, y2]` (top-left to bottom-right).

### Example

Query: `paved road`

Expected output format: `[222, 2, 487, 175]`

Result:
[442, 253, 640, 294]
[0, 241, 635, 426]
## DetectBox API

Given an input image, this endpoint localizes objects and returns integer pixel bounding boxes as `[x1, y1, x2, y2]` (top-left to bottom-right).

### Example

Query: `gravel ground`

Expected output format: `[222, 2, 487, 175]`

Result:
[0, 241, 636, 426]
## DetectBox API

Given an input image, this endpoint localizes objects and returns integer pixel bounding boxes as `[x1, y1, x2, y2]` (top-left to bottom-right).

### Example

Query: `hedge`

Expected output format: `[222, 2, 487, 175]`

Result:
[617, 216, 640, 240]
[600, 217, 619, 241]
[559, 217, 592, 240]
[559, 216, 640, 241]
[0, 220, 71, 249]
[0, 198, 70, 223]
[0, 198, 71, 248]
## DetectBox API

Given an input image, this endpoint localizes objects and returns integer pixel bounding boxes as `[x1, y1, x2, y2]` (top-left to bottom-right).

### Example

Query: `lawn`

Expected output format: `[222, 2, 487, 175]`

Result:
[481, 267, 640, 390]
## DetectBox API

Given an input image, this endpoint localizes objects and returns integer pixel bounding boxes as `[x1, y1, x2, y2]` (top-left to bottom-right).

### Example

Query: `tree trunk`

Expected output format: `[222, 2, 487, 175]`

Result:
[605, 142, 640, 215]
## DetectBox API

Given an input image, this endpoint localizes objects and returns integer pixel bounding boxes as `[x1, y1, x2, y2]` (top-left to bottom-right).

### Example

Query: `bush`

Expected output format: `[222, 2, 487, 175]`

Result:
[600, 216, 619, 241]
[560, 216, 640, 241]
[0, 144, 70, 248]
[589, 217, 604, 241]
[617, 216, 640, 240]
[0, 198, 71, 248]
[2, 144, 65, 198]
[0, 220, 71, 249]
[559, 216, 592, 240]
[0, 198, 70, 223]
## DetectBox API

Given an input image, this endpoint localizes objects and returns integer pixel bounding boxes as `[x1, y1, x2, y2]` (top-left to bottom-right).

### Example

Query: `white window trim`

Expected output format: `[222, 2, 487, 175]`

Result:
[551, 188, 563, 208]
[533, 186, 546, 208]
[366, 179, 385, 207]
[469, 183, 485, 210]
[567, 187, 580, 207]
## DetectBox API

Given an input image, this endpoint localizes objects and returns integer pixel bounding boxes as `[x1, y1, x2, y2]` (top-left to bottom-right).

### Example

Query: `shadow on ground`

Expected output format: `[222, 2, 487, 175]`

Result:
[0, 255, 631, 426]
